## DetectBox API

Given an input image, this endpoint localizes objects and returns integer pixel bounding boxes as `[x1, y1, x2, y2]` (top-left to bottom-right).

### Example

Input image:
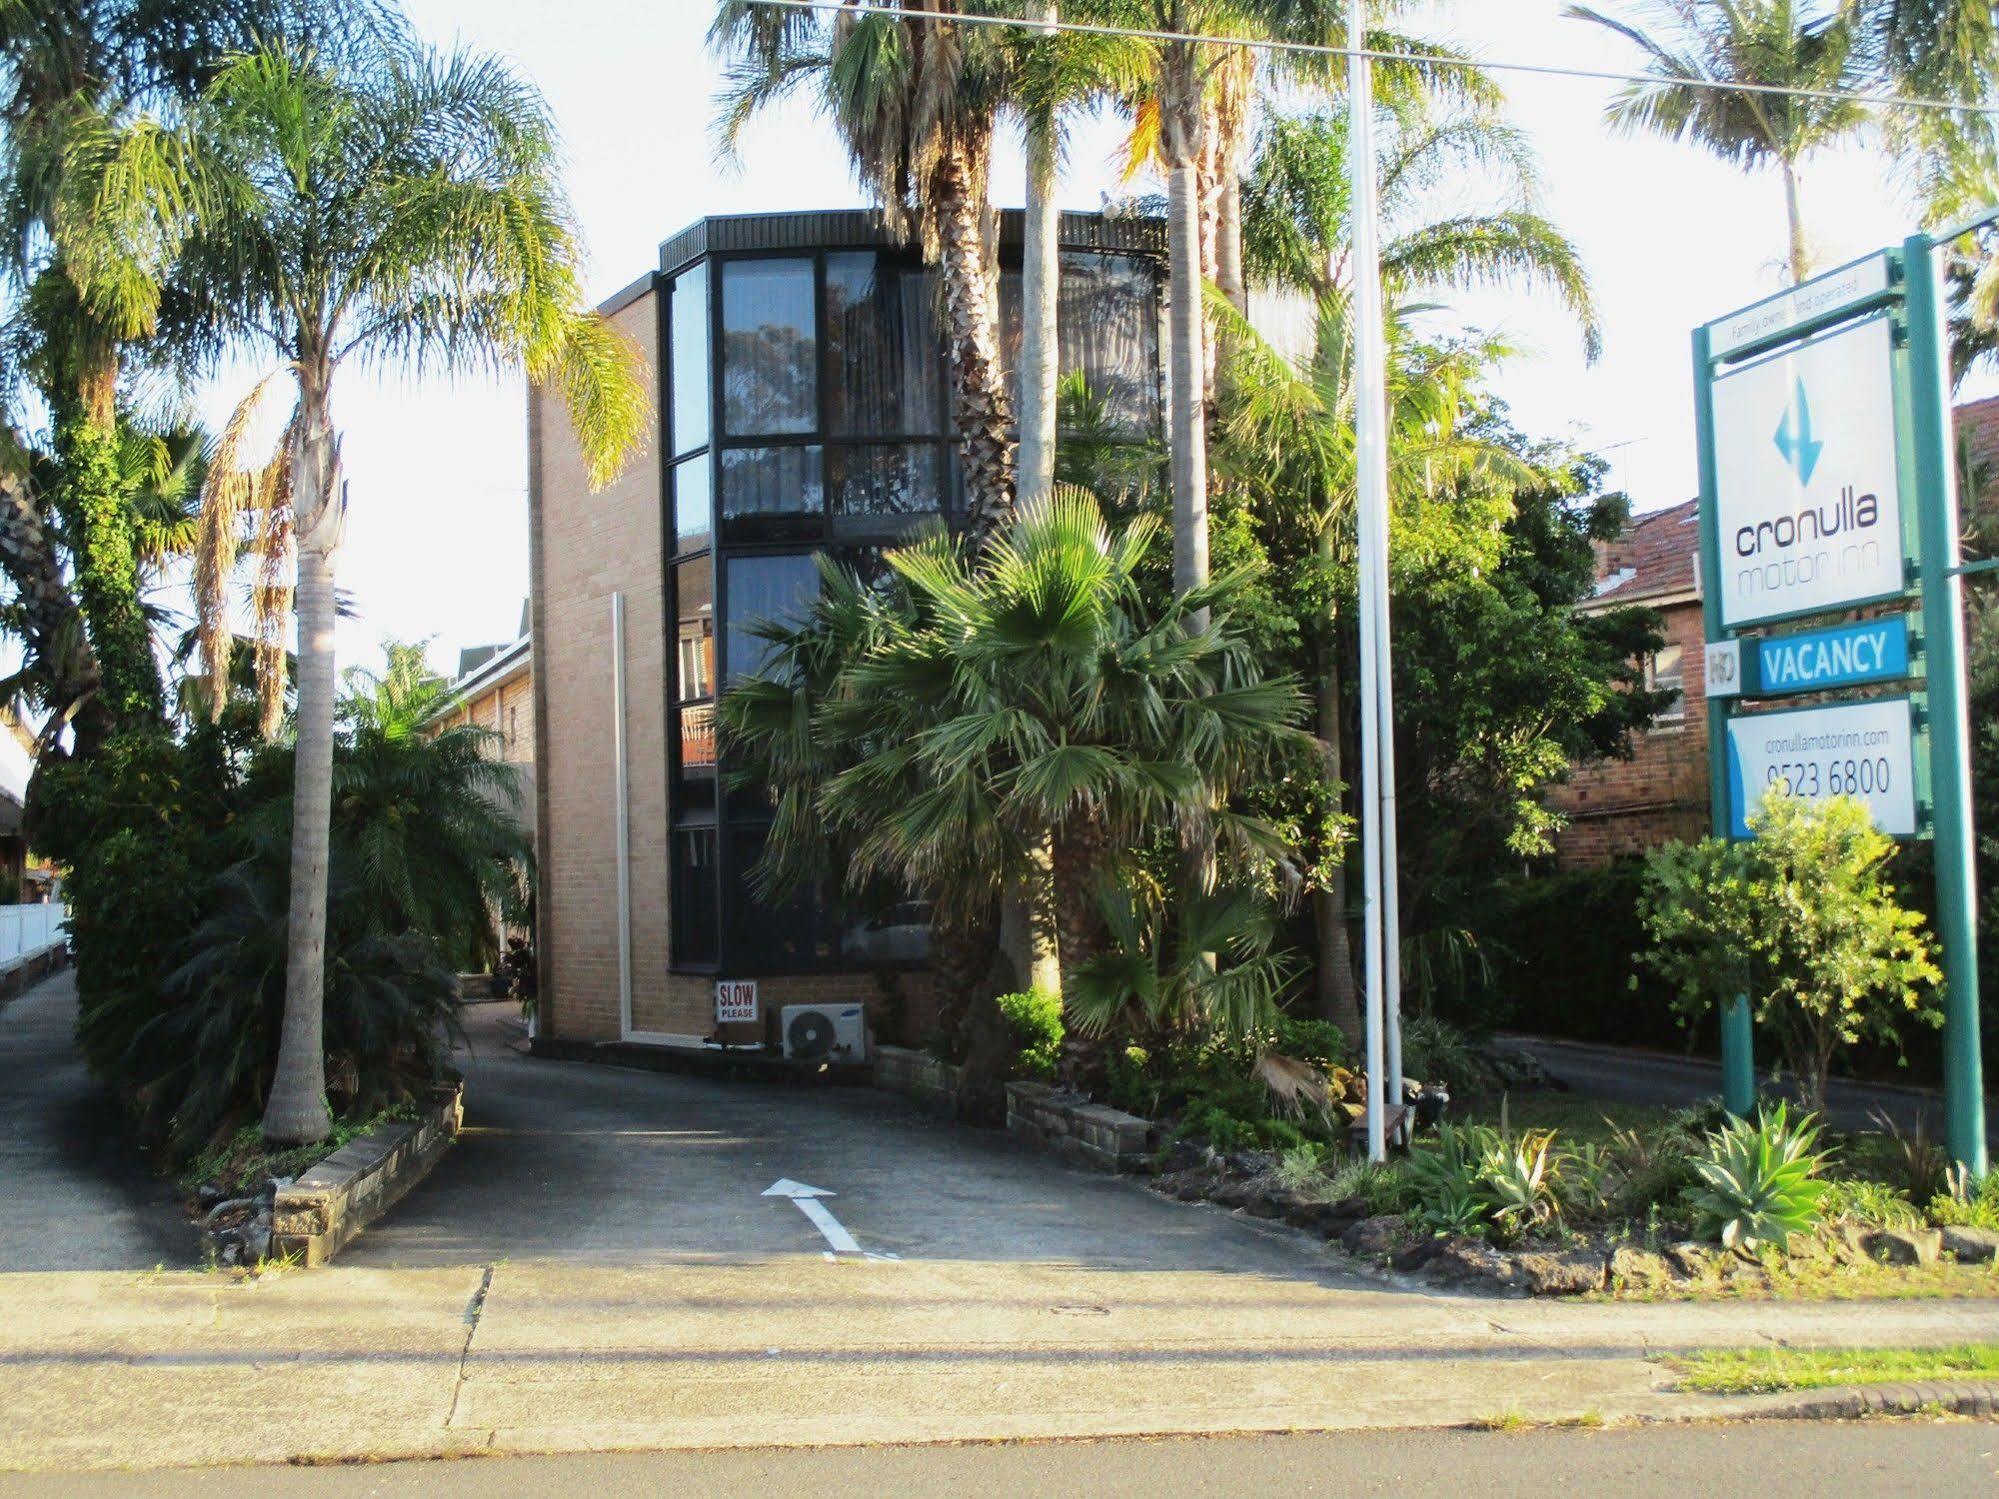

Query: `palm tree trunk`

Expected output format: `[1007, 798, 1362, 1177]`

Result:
[1160, 57, 1209, 620]
[263, 362, 341, 1146]
[1217, 167, 1246, 314]
[934, 140, 1015, 550]
[1019, 99, 1061, 516]
[1314, 613, 1362, 1043]
[1781, 157, 1809, 286]
[1051, 812, 1107, 1094]
[54, 366, 163, 733]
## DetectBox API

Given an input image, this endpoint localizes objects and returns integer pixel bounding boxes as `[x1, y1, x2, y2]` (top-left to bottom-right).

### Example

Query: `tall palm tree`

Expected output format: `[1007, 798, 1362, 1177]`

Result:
[1241, 105, 1602, 355]
[164, 40, 649, 1145]
[1568, 0, 1872, 285]
[0, 1, 401, 743]
[713, 0, 1019, 546]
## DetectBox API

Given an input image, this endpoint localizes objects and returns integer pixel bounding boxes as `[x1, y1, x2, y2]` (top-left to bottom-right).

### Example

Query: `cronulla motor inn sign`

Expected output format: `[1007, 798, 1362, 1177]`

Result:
[1692, 237, 1986, 1172]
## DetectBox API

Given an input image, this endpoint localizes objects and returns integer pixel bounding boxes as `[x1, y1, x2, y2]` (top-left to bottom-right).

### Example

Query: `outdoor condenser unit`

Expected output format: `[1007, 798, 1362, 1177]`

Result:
[780, 1003, 869, 1064]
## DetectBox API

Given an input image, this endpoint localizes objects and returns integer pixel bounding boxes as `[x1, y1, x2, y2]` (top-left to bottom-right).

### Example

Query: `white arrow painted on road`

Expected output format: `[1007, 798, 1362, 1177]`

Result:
[762, 1178, 861, 1255]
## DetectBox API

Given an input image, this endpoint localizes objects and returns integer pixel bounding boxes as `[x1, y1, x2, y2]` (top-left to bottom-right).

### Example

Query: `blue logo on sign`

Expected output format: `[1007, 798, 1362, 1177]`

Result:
[1773, 379, 1825, 485]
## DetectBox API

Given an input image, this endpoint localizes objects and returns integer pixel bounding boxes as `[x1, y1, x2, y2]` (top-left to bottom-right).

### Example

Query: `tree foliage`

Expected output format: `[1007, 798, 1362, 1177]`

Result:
[1637, 791, 1943, 1111]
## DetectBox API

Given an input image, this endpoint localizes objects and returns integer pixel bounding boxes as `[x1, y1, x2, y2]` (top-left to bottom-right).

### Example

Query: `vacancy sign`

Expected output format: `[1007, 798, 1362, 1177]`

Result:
[1711, 315, 1904, 629]
[1725, 697, 1918, 838]
[715, 979, 758, 1024]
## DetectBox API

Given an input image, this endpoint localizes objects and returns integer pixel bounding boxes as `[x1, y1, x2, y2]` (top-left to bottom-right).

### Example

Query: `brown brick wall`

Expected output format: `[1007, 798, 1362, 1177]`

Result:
[1551, 598, 1712, 867]
[531, 289, 672, 1042]
[443, 663, 534, 765]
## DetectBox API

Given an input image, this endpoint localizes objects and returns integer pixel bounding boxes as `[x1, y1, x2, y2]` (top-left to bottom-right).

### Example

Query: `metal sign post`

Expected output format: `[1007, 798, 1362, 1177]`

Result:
[1694, 239, 1984, 1171]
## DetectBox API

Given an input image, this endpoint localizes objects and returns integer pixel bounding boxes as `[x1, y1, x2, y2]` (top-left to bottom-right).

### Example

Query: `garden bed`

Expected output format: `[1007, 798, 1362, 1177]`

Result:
[187, 1075, 463, 1268]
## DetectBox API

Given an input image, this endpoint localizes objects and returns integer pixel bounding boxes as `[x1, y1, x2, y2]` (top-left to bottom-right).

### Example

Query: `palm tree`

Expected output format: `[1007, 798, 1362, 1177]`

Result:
[1568, 1, 1872, 286]
[712, 0, 1019, 546]
[0, 1, 401, 743]
[164, 40, 649, 1145]
[827, 491, 1307, 1088]
[1241, 106, 1602, 355]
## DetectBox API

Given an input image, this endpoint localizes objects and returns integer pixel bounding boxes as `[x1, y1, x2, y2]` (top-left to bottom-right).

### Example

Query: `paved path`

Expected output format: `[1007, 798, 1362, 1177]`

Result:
[11, 1421, 1999, 1497]
[0, 969, 193, 1272]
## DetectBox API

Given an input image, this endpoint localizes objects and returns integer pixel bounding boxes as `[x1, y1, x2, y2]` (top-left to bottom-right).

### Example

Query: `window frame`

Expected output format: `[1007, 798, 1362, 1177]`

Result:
[1647, 643, 1688, 728]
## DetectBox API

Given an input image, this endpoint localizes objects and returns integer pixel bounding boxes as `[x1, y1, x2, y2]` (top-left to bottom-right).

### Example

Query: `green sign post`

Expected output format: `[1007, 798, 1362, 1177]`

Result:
[1693, 235, 1985, 1174]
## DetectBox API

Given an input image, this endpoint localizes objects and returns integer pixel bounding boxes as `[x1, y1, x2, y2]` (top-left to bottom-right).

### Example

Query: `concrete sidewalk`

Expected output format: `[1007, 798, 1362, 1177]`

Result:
[5, 1251, 1999, 1470]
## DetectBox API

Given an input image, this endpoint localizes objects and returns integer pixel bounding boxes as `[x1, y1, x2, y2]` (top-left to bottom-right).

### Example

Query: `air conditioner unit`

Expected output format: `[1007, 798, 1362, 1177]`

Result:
[781, 1003, 869, 1064]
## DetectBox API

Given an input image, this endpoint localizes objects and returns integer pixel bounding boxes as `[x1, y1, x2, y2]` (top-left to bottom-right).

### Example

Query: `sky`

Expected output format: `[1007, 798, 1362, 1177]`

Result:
[249, 0, 1986, 679]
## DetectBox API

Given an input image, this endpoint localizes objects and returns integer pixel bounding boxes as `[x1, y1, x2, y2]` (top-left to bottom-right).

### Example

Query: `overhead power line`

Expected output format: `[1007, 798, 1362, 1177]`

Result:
[743, 0, 1999, 120]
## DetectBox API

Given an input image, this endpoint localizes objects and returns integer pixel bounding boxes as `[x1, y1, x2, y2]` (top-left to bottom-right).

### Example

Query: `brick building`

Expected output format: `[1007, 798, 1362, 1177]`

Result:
[529, 209, 1165, 1052]
[1552, 392, 1999, 868]
[437, 602, 534, 830]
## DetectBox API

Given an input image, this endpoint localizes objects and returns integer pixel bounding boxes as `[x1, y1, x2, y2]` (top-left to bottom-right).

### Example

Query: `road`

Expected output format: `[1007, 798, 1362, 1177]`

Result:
[3, 1422, 1993, 1497]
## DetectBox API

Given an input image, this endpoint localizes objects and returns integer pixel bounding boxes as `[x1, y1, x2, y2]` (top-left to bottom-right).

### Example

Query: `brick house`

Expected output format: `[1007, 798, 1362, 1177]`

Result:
[1548, 499, 1711, 866]
[1552, 393, 1999, 868]
[437, 602, 534, 831]
[529, 209, 1165, 1053]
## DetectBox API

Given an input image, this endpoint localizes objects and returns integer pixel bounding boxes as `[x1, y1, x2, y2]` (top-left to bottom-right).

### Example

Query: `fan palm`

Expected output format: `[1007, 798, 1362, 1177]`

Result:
[157, 39, 649, 1145]
[712, 0, 1020, 547]
[825, 491, 1307, 1087]
[1568, 0, 1872, 285]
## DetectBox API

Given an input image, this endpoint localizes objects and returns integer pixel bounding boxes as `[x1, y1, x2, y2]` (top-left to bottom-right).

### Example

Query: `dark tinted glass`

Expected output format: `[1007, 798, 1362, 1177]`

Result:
[672, 558, 713, 702]
[722, 259, 816, 435]
[725, 824, 833, 964]
[725, 553, 819, 683]
[672, 455, 712, 555]
[670, 264, 710, 455]
[824, 253, 943, 436]
[671, 827, 718, 965]
[719, 445, 823, 543]
[829, 444, 944, 538]
[999, 253, 1161, 435]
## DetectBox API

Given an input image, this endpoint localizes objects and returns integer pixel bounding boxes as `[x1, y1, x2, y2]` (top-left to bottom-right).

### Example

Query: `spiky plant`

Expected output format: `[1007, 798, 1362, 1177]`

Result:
[1687, 1103, 1830, 1253]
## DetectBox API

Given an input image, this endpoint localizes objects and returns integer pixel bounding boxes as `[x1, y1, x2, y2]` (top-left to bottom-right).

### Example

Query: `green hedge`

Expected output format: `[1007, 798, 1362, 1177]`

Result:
[1489, 860, 1700, 1051]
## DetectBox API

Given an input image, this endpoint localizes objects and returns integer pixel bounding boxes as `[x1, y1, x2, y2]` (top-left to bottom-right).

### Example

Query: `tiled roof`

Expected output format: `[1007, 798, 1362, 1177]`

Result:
[1958, 394, 1999, 497]
[1590, 497, 1702, 607]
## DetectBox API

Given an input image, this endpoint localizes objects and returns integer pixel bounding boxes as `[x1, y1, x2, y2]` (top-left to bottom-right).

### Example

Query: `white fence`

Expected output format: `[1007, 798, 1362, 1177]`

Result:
[0, 902, 65, 968]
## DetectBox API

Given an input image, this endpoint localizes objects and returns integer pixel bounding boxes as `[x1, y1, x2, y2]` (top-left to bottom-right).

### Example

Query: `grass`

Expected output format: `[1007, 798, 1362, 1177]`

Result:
[1670, 1343, 1999, 1394]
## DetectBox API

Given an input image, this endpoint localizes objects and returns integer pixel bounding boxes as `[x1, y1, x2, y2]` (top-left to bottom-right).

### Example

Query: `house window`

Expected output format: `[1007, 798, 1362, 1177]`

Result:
[1648, 644, 1686, 726]
[670, 264, 710, 456]
[721, 258, 816, 437]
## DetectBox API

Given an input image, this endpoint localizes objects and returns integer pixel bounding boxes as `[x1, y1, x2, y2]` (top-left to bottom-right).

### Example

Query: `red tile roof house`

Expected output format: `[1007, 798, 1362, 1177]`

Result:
[1551, 394, 1999, 868]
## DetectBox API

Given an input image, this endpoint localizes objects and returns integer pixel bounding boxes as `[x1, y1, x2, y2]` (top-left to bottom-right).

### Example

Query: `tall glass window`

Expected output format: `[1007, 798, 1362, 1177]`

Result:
[725, 553, 819, 683]
[722, 258, 816, 436]
[670, 264, 710, 455]
[671, 828, 719, 966]
[673, 558, 716, 815]
[999, 253, 1163, 436]
[824, 253, 943, 436]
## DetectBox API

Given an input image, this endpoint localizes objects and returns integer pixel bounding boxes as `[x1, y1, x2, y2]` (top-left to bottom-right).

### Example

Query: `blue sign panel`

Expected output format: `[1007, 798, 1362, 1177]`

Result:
[1752, 615, 1910, 697]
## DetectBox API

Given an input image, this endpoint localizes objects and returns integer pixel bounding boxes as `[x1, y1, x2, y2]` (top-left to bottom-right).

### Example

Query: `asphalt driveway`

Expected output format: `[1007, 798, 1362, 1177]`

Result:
[347, 1002, 1351, 1278]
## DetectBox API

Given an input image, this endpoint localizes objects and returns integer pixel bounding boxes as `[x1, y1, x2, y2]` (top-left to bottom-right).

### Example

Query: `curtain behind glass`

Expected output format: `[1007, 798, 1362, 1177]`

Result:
[825, 253, 943, 436]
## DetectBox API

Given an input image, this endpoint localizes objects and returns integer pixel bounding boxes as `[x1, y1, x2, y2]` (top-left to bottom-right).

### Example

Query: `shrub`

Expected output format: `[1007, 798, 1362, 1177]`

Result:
[1686, 1104, 1829, 1253]
[1325, 1158, 1415, 1216]
[1638, 792, 1943, 1112]
[1401, 1015, 1483, 1097]
[1273, 1143, 1328, 1191]
[1818, 1178, 1921, 1229]
[1928, 1167, 1999, 1231]
[995, 989, 1063, 1079]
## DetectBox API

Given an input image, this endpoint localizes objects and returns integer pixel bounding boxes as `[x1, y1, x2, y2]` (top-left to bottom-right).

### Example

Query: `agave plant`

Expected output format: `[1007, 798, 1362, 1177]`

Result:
[1477, 1129, 1563, 1241]
[1687, 1104, 1829, 1253]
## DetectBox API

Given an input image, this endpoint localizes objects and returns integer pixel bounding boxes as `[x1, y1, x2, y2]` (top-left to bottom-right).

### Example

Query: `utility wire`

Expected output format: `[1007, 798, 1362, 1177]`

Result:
[742, 0, 1999, 120]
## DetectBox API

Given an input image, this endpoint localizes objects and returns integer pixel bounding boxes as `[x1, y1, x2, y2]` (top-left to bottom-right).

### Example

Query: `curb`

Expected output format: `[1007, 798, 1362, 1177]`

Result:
[1742, 1380, 1999, 1421]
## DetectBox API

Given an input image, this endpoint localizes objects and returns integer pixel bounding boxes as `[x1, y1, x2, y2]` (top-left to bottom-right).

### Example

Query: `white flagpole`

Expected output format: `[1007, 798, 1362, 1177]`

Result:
[1348, 0, 1396, 1160]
